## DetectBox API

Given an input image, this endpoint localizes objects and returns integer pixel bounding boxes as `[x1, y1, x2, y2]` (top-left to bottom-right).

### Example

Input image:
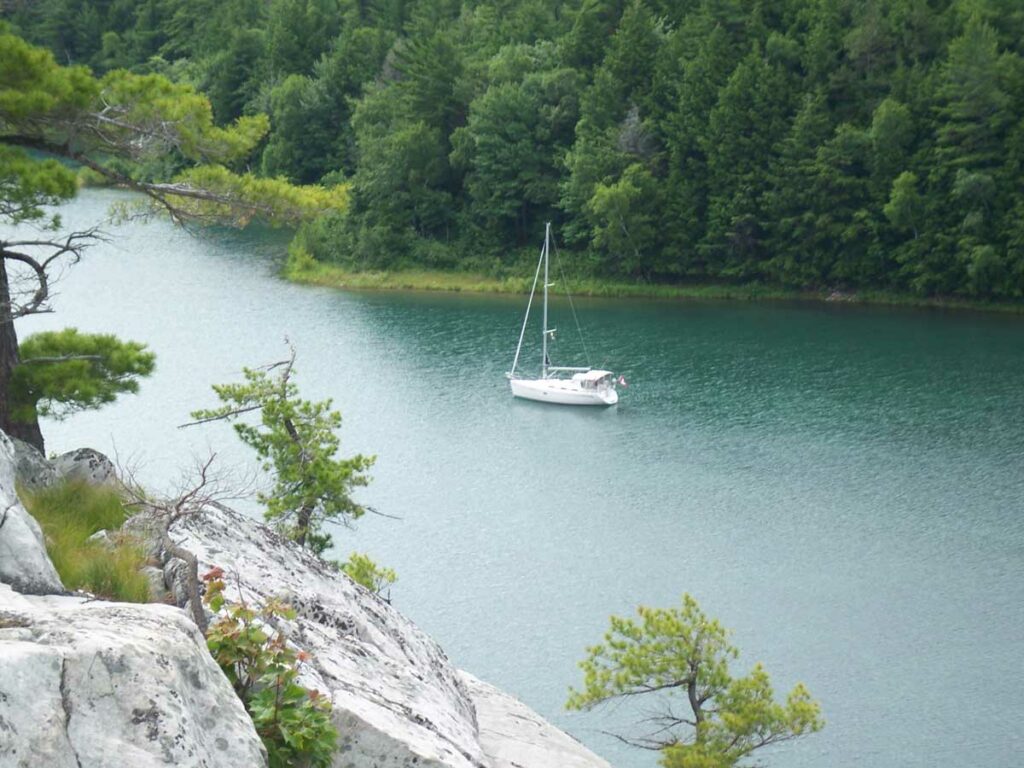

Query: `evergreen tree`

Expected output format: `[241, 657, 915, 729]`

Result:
[763, 90, 836, 286]
[658, 23, 737, 277]
[262, 74, 339, 183]
[10, 0, 1024, 302]
[11, 330, 155, 425]
[452, 45, 581, 246]
[0, 28, 345, 448]
[189, 351, 375, 554]
[703, 46, 793, 279]
[568, 595, 824, 768]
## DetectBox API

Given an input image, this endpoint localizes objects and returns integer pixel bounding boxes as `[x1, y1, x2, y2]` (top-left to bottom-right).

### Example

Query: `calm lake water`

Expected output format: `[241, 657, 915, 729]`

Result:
[10, 190, 1024, 767]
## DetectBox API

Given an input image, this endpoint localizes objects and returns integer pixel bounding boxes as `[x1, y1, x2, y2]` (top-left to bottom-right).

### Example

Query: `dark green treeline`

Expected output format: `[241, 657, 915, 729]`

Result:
[7, 0, 1024, 299]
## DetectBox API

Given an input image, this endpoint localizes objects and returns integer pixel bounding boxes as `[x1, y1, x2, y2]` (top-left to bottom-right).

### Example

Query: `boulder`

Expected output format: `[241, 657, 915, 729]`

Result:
[139, 566, 167, 600]
[0, 583, 267, 767]
[160, 504, 610, 768]
[52, 448, 116, 487]
[87, 529, 115, 547]
[7, 437, 58, 491]
[0, 433, 64, 596]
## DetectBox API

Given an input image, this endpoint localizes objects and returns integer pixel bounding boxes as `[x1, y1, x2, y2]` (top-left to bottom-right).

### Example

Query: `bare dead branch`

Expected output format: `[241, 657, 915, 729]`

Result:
[177, 403, 263, 428]
[363, 505, 402, 521]
[116, 452, 255, 635]
[599, 729, 674, 752]
[1, 228, 103, 321]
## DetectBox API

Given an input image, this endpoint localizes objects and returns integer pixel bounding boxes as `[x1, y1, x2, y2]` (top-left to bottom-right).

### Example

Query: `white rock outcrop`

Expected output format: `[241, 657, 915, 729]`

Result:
[459, 673, 611, 768]
[162, 503, 610, 768]
[0, 583, 267, 768]
[0, 430, 610, 768]
[0, 434, 63, 596]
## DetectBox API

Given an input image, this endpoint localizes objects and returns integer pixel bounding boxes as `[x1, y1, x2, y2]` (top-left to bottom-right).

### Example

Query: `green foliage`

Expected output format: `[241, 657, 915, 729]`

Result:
[452, 45, 582, 246]
[170, 165, 348, 226]
[568, 595, 823, 768]
[261, 74, 338, 184]
[885, 171, 923, 238]
[21, 480, 151, 602]
[202, 569, 338, 767]
[11, 0, 1024, 303]
[204, 28, 267, 124]
[265, 0, 342, 78]
[11, 329, 156, 422]
[190, 355, 374, 553]
[0, 26, 97, 121]
[0, 145, 78, 227]
[2, 28, 350, 453]
[1, 28, 343, 228]
[0, 29, 89, 228]
[586, 162, 660, 277]
[1, 23, 265, 167]
[93, 68, 269, 164]
[335, 551, 396, 596]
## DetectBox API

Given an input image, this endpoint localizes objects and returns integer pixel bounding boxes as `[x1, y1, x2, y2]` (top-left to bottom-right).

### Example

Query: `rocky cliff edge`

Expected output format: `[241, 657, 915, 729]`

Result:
[0, 433, 610, 768]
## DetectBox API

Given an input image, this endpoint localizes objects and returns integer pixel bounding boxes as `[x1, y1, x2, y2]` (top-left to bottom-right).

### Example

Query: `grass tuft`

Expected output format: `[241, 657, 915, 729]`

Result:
[21, 480, 151, 603]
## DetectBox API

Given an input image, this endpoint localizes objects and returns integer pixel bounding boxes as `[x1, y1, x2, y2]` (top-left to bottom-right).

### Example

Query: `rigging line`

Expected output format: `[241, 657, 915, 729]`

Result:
[551, 234, 591, 368]
[509, 237, 546, 377]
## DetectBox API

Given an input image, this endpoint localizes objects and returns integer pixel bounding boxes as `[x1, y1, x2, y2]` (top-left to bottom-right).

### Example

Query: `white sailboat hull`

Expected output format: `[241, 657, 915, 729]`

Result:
[507, 222, 623, 407]
[510, 378, 618, 406]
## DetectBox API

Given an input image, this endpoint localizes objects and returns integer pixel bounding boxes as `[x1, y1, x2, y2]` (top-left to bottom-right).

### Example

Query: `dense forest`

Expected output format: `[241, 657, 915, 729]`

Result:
[6, 0, 1024, 300]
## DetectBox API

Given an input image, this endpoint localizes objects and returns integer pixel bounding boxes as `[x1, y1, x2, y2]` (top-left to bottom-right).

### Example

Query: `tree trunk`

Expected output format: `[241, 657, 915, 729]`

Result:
[295, 503, 314, 547]
[162, 528, 208, 634]
[0, 256, 45, 453]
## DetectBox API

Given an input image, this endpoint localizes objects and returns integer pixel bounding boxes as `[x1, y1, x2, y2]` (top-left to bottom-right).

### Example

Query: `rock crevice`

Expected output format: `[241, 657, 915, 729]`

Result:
[58, 657, 83, 768]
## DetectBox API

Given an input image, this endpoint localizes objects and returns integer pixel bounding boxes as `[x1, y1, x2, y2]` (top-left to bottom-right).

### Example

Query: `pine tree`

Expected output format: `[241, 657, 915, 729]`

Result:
[188, 351, 375, 554]
[568, 594, 823, 768]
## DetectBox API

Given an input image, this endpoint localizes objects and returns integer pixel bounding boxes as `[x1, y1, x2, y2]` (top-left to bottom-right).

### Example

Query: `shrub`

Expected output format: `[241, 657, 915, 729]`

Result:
[336, 552, 396, 598]
[202, 568, 338, 768]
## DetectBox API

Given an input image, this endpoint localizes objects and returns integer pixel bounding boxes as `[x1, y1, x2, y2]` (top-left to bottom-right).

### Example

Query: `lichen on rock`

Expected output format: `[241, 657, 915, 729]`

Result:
[0, 584, 267, 767]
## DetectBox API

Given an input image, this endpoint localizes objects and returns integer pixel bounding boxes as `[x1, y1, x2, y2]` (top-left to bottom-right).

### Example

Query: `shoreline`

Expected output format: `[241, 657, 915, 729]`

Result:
[282, 258, 1024, 314]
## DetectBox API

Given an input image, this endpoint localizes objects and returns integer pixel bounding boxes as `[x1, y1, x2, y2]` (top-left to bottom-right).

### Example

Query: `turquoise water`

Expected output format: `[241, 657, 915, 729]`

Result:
[12, 190, 1024, 767]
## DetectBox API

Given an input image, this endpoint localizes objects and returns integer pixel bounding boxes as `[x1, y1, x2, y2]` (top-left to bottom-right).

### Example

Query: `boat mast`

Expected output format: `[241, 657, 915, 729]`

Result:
[542, 222, 550, 379]
[508, 228, 546, 379]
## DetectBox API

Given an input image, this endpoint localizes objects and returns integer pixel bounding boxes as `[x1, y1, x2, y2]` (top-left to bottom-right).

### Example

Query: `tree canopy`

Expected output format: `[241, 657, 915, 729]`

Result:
[6, 1, 1024, 303]
[11, 329, 155, 423]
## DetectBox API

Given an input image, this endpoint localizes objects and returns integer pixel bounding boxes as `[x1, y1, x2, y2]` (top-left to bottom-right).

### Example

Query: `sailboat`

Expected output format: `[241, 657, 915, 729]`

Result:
[506, 223, 620, 406]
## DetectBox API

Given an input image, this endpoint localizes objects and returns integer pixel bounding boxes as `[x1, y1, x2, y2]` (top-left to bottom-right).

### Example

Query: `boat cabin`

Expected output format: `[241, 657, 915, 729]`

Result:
[571, 369, 615, 390]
